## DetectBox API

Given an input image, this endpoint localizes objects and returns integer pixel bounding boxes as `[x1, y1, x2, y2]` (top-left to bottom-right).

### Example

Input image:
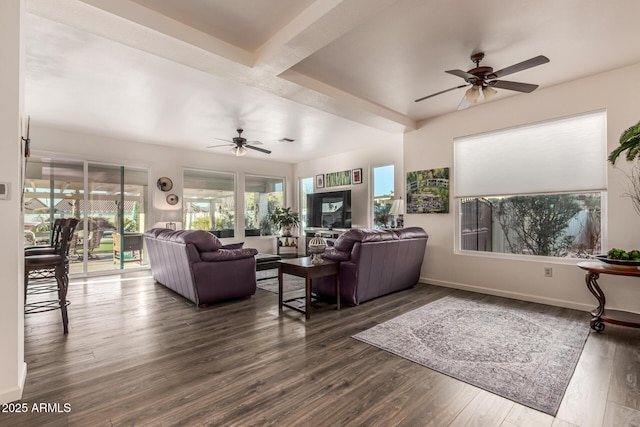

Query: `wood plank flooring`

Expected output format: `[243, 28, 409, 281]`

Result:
[2, 271, 640, 426]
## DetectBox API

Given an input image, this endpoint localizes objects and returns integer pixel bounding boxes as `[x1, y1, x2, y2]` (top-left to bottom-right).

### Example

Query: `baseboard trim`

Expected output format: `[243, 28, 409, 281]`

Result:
[419, 277, 594, 313]
[0, 362, 27, 404]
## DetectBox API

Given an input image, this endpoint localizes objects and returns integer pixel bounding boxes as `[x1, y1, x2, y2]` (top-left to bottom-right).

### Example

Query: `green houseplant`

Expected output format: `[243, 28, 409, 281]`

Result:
[268, 207, 300, 236]
[608, 119, 640, 165]
[609, 119, 640, 216]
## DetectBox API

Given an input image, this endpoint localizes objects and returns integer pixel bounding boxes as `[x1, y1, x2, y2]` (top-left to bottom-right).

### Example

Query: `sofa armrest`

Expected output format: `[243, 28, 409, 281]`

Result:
[321, 247, 350, 262]
[200, 248, 258, 262]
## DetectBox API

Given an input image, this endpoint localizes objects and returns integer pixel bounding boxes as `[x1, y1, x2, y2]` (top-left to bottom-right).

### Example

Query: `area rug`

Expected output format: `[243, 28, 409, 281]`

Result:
[353, 295, 590, 416]
[256, 274, 305, 294]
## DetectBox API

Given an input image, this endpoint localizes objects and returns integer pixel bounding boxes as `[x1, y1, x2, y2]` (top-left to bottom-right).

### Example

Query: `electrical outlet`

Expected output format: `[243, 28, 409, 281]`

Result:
[544, 267, 553, 277]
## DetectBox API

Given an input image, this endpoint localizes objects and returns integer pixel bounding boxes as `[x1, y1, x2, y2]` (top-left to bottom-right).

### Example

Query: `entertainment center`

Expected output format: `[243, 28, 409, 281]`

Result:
[304, 189, 352, 255]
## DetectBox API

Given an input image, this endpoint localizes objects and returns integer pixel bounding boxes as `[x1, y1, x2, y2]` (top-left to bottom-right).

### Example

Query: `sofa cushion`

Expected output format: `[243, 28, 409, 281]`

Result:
[221, 242, 244, 249]
[171, 230, 223, 251]
[200, 247, 258, 261]
[321, 247, 351, 261]
[393, 227, 429, 240]
[333, 228, 398, 252]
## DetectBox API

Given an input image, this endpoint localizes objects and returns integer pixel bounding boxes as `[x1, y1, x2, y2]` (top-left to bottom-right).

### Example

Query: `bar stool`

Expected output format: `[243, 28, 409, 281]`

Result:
[24, 218, 78, 334]
[25, 218, 65, 296]
[25, 218, 64, 256]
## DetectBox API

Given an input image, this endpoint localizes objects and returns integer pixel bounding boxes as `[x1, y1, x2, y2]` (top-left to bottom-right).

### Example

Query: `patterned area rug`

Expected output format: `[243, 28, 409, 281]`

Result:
[256, 270, 305, 294]
[353, 295, 590, 416]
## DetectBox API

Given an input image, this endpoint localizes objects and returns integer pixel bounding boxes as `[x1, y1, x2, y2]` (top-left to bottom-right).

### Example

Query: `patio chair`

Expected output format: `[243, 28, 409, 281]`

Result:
[87, 229, 104, 259]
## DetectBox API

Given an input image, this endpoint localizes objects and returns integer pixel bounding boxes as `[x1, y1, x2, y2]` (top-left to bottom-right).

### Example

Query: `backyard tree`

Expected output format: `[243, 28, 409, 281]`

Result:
[495, 194, 581, 257]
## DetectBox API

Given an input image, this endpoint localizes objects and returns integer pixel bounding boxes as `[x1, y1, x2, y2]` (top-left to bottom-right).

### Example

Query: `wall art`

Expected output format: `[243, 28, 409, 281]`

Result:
[406, 167, 450, 213]
[325, 170, 352, 187]
[352, 168, 362, 184]
[315, 174, 325, 189]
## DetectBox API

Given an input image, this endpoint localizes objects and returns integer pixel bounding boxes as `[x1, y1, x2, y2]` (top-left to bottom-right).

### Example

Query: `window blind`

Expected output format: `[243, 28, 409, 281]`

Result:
[453, 111, 607, 198]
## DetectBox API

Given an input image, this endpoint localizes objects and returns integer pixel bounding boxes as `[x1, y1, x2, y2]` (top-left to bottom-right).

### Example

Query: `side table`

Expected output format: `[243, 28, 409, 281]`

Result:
[278, 257, 340, 320]
[577, 261, 640, 332]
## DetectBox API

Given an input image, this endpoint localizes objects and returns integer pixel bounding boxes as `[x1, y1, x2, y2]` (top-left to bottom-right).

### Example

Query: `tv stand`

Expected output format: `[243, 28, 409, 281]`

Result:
[304, 228, 347, 256]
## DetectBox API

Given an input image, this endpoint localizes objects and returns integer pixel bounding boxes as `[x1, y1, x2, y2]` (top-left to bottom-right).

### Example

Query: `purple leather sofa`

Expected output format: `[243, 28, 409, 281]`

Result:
[144, 229, 258, 306]
[312, 227, 428, 306]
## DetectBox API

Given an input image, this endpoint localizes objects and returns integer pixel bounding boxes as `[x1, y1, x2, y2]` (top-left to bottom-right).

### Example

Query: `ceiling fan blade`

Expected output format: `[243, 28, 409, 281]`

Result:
[245, 144, 271, 154]
[490, 55, 549, 79]
[214, 137, 233, 143]
[206, 143, 234, 149]
[489, 80, 539, 93]
[246, 140, 263, 146]
[446, 69, 478, 81]
[415, 84, 469, 103]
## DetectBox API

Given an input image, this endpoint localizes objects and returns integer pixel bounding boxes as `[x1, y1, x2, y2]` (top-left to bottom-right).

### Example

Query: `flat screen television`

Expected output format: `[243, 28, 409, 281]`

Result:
[306, 190, 351, 229]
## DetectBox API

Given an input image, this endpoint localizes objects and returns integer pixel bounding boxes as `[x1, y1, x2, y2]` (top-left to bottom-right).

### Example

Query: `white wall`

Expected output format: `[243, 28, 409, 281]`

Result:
[405, 62, 640, 313]
[0, 0, 26, 405]
[294, 139, 403, 228]
[29, 124, 295, 255]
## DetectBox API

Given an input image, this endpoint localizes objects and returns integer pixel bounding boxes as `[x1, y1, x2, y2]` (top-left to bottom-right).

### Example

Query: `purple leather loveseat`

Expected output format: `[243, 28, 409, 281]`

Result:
[312, 227, 428, 306]
[144, 229, 258, 306]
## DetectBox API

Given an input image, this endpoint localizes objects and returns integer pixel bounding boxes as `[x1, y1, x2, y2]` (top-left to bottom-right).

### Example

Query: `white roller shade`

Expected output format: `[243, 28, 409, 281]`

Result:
[454, 111, 607, 198]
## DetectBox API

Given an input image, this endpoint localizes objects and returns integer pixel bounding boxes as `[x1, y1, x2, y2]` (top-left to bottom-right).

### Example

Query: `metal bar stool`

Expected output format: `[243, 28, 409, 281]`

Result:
[24, 218, 78, 333]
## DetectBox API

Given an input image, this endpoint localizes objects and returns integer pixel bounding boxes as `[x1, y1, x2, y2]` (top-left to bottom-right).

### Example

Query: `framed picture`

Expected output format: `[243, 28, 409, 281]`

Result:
[352, 168, 362, 184]
[326, 170, 351, 187]
[315, 174, 325, 189]
[406, 167, 450, 213]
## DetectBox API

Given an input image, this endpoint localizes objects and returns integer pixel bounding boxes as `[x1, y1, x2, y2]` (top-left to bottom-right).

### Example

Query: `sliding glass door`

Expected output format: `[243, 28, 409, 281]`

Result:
[23, 156, 148, 275]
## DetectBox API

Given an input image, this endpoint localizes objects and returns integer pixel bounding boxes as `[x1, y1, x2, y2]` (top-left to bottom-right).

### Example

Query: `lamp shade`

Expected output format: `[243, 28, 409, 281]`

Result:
[389, 198, 405, 216]
[465, 85, 480, 103]
[231, 146, 247, 156]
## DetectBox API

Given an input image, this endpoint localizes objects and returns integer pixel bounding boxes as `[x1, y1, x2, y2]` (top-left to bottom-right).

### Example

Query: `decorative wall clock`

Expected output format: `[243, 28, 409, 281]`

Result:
[166, 194, 179, 205]
[157, 177, 173, 192]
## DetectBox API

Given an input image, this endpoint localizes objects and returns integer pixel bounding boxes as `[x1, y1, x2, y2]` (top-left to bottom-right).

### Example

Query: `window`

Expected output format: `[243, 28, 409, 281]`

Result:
[300, 177, 313, 234]
[455, 111, 606, 258]
[183, 169, 235, 237]
[244, 175, 284, 236]
[373, 165, 394, 229]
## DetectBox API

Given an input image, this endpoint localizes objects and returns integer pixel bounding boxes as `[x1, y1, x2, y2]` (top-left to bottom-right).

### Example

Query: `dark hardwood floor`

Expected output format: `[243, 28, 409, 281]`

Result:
[3, 271, 640, 426]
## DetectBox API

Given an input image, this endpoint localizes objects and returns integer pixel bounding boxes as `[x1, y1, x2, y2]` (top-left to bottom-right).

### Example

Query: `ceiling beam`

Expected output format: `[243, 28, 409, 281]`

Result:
[27, 0, 413, 133]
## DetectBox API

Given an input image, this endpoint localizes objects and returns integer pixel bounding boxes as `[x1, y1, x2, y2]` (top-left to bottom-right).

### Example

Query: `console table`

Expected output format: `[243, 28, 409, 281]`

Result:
[577, 261, 640, 332]
[275, 235, 299, 258]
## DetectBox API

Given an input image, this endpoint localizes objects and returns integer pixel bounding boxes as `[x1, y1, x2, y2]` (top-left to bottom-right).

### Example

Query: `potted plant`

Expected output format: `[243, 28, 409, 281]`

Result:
[608, 119, 640, 165]
[268, 207, 300, 236]
[609, 119, 640, 216]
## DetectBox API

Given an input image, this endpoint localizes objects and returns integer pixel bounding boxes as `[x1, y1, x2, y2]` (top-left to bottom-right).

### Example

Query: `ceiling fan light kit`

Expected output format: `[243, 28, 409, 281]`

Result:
[415, 52, 550, 108]
[232, 145, 247, 156]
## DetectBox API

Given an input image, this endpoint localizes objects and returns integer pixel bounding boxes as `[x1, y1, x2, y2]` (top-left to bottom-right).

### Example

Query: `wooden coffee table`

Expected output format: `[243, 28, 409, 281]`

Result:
[278, 257, 340, 320]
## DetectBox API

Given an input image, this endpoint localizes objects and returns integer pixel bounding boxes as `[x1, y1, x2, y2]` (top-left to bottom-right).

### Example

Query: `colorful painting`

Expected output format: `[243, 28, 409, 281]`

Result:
[406, 168, 450, 213]
[325, 170, 352, 187]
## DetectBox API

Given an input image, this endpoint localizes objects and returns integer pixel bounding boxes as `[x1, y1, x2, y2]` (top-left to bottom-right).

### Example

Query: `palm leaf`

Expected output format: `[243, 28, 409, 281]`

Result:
[609, 120, 640, 164]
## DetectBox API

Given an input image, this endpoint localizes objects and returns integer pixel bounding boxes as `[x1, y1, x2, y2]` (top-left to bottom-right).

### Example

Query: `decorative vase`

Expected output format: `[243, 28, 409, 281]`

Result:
[308, 235, 327, 264]
[282, 226, 292, 237]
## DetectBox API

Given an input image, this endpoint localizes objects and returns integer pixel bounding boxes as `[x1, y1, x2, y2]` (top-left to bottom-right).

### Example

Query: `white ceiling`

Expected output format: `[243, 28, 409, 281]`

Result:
[24, 0, 640, 163]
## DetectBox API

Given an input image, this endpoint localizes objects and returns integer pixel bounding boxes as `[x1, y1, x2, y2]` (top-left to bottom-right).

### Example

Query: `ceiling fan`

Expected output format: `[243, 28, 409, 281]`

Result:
[414, 52, 549, 109]
[206, 128, 271, 157]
